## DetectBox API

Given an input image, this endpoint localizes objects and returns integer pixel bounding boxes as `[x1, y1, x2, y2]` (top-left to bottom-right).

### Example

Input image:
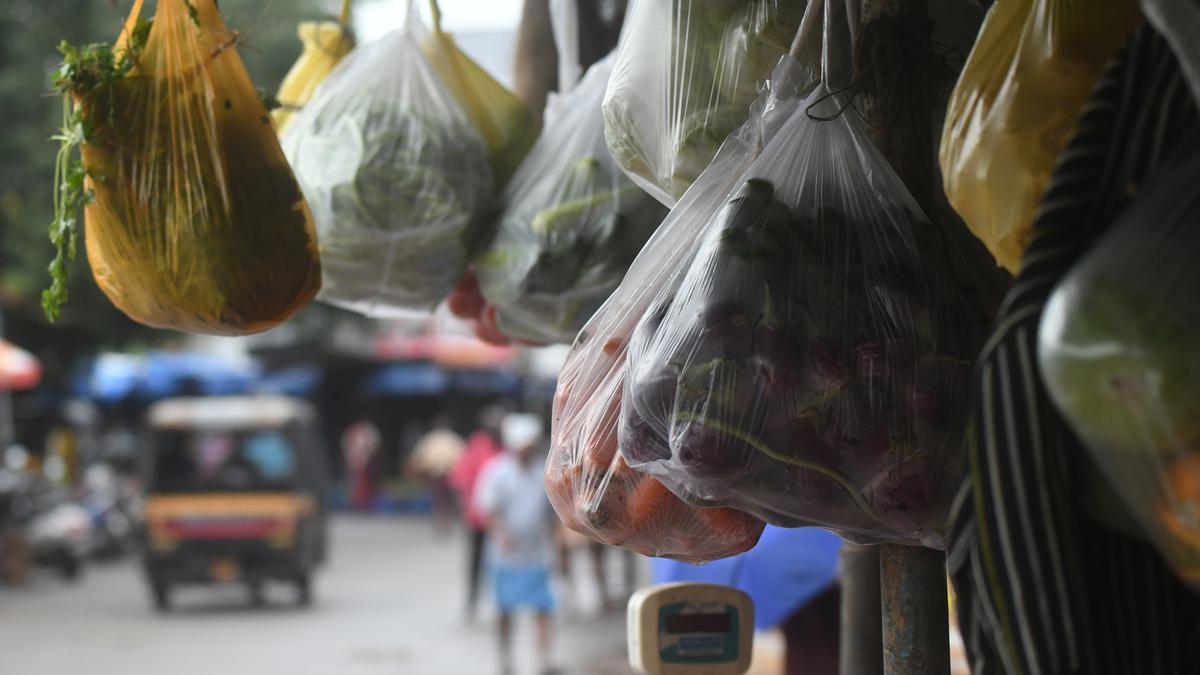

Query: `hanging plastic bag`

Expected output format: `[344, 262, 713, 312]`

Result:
[619, 88, 984, 547]
[1040, 151, 1200, 585]
[50, 0, 321, 334]
[281, 3, 492, 316]
[421, 0, 538, 184]
[938, 0, 1141, 273]
[474, 55, 669, 345]
[546, 54, 819, 563]
[602, 0, 811, 206]
[271, 0, 356, 134]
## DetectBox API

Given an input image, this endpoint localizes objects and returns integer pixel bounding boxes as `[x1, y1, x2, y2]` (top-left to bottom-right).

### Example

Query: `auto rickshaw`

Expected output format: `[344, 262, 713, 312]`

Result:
[140, 396, 327, 610]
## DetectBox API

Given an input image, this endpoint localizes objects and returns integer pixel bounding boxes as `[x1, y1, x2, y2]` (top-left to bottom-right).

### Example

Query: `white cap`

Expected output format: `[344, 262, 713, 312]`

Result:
[501, 413, 544, 451]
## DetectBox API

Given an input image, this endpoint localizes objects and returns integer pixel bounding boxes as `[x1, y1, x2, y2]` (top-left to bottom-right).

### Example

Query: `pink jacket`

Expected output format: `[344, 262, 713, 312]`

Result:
[451, 431, 503, 530]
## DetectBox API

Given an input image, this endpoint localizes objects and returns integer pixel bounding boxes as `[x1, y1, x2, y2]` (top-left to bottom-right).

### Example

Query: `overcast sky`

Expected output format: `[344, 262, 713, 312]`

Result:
[352, 0, 524, 42]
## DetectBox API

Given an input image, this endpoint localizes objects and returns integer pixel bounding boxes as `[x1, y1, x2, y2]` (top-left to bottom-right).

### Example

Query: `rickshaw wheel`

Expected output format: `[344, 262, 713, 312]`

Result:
[249, 581, 266, 607]
[151, 583, 170, 612]
[296, 573, 312, 606]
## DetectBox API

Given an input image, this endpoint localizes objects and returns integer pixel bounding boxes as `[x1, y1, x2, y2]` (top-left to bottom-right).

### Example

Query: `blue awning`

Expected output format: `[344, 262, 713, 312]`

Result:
[73, 352, 260, 402]
[360, 363, 450, 397]
[256, 365, 323, 397]
[448, 369, 522, 395]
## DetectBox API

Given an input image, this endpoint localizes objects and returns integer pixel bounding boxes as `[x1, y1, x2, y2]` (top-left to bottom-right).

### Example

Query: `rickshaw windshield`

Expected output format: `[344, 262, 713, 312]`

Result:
[151, 429, 299, 493]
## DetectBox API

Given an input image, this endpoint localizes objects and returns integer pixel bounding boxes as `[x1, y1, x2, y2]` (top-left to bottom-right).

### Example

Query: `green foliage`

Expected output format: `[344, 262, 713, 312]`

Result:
[43, 19, 152, 321]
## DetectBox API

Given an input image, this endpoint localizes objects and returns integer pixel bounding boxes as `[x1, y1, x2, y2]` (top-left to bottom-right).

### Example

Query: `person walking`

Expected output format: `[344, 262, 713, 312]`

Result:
[475, 413, 559, 675]
[407, 416, 466, 534]
[341, 420, 381, 512]
[450, 407, 505, 619]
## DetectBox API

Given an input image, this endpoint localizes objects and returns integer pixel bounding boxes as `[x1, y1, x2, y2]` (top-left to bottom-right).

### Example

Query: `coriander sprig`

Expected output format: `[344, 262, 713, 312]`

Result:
[43, 19, 151, 321]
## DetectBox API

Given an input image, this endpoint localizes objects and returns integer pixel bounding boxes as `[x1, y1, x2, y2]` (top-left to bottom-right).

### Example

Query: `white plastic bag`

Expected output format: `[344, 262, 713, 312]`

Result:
[282, 4, 492, 315]
[602, 0, 812, 206]
[474, 55, 669, 344]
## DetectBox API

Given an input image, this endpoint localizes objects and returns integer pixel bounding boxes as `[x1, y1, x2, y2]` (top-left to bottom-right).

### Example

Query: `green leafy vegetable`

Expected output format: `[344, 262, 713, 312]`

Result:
[44, 19, 152, 321]
[257, 89, 282, 112]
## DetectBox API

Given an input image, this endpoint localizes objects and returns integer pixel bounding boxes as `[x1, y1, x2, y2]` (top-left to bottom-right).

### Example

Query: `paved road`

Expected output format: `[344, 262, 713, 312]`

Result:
[0, 516, 637, 675]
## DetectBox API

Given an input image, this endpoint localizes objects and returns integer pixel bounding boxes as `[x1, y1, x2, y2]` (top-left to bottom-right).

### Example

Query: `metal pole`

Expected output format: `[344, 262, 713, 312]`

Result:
[840, 544, 884, 675]
[879, 544, 949, 675]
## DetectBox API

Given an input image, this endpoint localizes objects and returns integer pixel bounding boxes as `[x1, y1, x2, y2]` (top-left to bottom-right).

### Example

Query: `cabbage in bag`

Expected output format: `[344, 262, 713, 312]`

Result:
[475, 56, 669, 345]
[617, 87, 985, 548]
[602, 0, 809, 206]
[938, 0, 1140, 273]
[547, 57, 815, 562]
[50, 0, 321, 335]
[282, 6, 491, 315]
[1040, 151, 1200, 586]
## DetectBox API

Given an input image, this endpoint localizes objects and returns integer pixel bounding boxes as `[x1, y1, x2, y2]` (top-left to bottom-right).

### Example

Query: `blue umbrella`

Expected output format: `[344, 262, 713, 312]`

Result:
[651, 526, 842, 630]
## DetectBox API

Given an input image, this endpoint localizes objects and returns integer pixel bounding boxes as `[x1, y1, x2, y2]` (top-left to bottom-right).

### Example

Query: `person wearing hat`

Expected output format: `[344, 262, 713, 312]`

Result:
[474, 412, 559, 675]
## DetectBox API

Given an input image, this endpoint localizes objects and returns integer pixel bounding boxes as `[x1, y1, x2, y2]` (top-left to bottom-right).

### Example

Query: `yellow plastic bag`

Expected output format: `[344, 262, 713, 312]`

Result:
[272, 0, 356, 134]
[939, 0, 1140, 272]
[73, 0, 321, 334]
[421, 0, 538, 183]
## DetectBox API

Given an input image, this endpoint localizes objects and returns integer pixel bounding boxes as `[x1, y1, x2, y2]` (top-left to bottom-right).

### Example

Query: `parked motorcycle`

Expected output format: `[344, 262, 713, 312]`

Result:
[0, 467, 92, 581]
[81, 463, 142, 559]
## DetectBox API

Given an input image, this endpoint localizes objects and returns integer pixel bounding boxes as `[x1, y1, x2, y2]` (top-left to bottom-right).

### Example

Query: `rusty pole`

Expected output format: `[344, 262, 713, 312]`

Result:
[879, 545, 949, 675]
[840, 544, 884, 675]
[852, 0, 952, 672]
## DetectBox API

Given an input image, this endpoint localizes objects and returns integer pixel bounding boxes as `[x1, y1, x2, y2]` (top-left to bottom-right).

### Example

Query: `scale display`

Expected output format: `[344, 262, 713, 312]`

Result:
[628, 583, 753, 675]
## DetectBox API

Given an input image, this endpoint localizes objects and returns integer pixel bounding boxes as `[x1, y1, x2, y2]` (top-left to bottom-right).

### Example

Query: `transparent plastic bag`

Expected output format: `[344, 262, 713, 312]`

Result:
[271, 0, 356, 134]
[281, 4, 492, 315]
[474, 55, 669, 345]
[938, 0, 1140, 273]
[602, 0, 811, 206]
[421, 0, 538, 184]
[1142, 0, 1200, 108]
[72, 0, 321, 334]
[619, 87, 984, 548]
[546, 56, 818, 562]
[1040, 151, 1200, 586]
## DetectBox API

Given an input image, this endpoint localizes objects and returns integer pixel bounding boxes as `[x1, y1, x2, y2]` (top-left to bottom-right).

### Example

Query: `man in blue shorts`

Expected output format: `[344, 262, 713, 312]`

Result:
[475, 413, 559, 675]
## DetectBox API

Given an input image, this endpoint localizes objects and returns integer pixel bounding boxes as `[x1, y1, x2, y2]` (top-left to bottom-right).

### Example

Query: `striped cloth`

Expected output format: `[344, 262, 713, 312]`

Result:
[947, 24, 1200, 675]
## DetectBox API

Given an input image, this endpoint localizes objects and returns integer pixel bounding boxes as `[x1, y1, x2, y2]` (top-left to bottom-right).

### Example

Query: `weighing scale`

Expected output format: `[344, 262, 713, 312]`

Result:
[628, 582, 754, 675]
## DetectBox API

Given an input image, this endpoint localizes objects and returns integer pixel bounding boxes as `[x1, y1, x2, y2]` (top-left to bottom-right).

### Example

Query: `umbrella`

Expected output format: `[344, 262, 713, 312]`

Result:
[650, 526, 842, 630]
[0, 340, 42, 391]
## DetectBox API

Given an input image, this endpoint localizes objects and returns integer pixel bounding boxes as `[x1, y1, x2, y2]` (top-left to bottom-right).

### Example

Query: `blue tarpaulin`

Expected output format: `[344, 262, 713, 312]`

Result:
[73, 352, 260, 402]
[651, 526, 842, 630]
[360, 363, 450, 397]
[256, 365, 323, 397]
[448, 369, 522, 395]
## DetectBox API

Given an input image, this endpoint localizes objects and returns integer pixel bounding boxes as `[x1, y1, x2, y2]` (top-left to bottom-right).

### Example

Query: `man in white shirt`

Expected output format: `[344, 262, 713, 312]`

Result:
[474, 413, 559, 675]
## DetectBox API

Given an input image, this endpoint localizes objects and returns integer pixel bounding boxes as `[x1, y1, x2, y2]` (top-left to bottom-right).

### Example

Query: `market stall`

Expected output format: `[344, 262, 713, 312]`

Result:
[32, 0, 1200, 672]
